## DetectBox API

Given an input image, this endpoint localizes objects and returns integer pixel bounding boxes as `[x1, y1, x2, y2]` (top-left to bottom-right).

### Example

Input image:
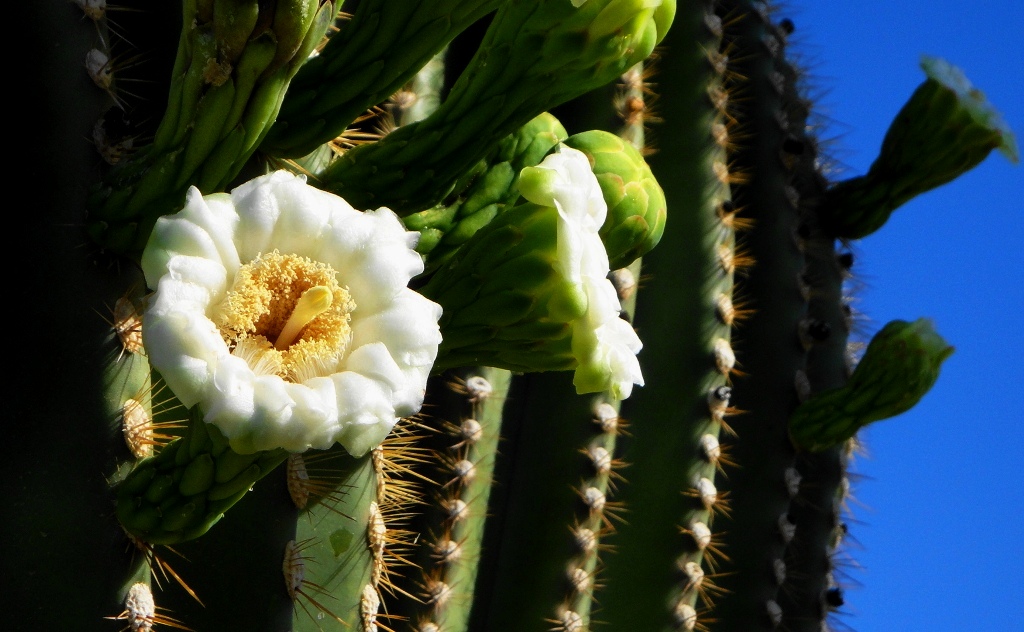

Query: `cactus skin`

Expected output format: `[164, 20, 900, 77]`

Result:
[14, 1, 1018, 630]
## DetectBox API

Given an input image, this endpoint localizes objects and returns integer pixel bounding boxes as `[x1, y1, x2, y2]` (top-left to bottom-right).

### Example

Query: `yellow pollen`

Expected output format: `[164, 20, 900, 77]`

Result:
[214, 250, 355, 382]
[275, 286, 333, 351]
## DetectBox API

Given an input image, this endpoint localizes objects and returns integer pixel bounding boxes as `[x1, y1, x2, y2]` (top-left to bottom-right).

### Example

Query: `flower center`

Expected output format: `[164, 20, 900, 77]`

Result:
[213, 250, 355, 382]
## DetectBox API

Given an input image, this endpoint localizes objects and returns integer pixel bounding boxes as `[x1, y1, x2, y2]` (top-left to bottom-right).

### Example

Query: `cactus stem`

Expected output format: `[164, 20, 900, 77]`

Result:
[284, 538, 348, 627]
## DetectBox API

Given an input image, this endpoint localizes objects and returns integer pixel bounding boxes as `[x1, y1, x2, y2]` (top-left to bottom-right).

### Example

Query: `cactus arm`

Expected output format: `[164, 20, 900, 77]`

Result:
[789, 318, 954, 453]
[435, 370, 512, 632]
[86, 0, 338, 257]
[461, 248, 637, 631]
[290, 448, 379, 630]
[778, 224, 851, 626]
[596, 3, 738, 629]
[708, 3, 809, 628]
[397, 368, 513, 632]
[768, 49, 852, 631]
[316, 0, 676, 214]
[462, 372, 611, 632]
[263, 0, 507, 157]
[820, 56, 1018, 239]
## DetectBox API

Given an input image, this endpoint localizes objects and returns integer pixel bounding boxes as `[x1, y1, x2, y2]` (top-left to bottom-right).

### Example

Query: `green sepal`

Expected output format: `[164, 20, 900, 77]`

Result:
[178, 453, 216, 496]
[116, 410, 289, 544]
[423, 202, 588, 373]
[789, 318, 955, 452]
[405, 112, 569, 273]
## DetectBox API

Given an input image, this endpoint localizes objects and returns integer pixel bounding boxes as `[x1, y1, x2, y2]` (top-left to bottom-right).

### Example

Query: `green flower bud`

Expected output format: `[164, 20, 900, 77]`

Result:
[789, 318, 955, 452]
[823, 55, 1018, 239]
[564, 130, 667, 269]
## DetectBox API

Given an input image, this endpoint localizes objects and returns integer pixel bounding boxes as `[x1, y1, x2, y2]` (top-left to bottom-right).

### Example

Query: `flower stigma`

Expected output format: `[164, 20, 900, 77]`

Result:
[214, 250, 356, 383]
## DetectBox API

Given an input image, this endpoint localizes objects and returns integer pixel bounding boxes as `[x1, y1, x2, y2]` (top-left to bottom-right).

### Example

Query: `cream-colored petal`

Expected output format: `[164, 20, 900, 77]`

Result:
[143, 309, 226, 407]
[349, 293, 443, 370]
[231, 172, 292, 259]
[204, 354, 257, 437]
[143, 208, 228, 289]
[261, 175, 341, 258]
[331, 371, 397, 456]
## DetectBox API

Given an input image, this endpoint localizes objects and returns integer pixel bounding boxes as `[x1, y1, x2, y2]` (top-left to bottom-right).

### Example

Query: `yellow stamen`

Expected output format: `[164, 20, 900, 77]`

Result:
[275, 286, 333, 351]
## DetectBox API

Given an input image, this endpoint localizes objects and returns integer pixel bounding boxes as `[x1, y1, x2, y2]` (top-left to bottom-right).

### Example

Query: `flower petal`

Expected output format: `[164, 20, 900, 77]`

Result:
[142, 171, 443, 455]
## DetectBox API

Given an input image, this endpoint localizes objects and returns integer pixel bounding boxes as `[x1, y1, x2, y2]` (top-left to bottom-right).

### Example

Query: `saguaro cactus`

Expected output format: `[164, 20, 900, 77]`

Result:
[10, 1, 1016, 631]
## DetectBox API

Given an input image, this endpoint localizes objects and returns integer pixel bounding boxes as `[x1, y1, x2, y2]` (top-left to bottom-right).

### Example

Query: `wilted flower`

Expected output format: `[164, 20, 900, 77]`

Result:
[424, 146, 644, 400]
[141, 171, 442, 456]
[519, 147, 645, 399]
[823, 55, 1018, 238]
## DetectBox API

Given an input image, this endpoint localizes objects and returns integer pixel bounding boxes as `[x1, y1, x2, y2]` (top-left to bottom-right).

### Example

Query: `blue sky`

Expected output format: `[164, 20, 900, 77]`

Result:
[788, 2, 1023, 630]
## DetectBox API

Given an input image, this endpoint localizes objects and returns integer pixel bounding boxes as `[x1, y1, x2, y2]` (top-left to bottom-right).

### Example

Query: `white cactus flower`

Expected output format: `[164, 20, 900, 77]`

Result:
[520, 146, 644, 399]
[141, 171, 443, 456]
